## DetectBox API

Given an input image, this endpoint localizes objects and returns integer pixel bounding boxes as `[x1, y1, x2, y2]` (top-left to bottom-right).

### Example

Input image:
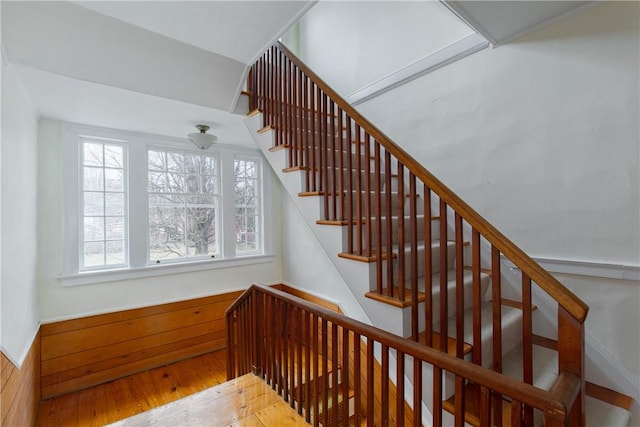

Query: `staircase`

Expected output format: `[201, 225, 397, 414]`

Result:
[239, 42, 633, 426]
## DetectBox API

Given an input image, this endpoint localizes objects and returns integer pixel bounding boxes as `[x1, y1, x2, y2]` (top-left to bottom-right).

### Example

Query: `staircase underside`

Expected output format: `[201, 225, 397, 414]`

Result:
[107, 373, 308, 426]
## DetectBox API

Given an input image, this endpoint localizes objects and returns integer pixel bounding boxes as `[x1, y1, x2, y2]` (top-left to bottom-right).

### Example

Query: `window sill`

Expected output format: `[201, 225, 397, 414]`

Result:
[58, 254, 276, 287]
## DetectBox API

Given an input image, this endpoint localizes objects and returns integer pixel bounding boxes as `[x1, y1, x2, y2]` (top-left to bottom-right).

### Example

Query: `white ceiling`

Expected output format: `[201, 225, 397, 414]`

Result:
[11, 64, 254, 146]
[1, 0, 314, 145]
[74, 1, 313, 64]
[2, 0, 592, 146]
[443, 1, 591, 45]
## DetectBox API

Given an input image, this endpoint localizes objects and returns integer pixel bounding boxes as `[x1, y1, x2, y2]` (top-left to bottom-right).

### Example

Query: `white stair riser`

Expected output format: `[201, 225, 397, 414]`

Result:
[414, 272, 492, 334]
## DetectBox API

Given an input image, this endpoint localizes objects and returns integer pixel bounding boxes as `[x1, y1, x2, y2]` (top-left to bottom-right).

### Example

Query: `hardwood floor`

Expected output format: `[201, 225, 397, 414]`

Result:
[37, 349, 229, 426]
[109, 374, 309, 426]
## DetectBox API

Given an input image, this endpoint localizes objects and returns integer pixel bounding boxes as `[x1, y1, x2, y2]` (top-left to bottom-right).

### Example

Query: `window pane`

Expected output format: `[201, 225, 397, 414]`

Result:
[148, 172, 168, 192]
[203, 156, 216, 175]
[105, 193, 124, 216]
[149, 206, 186, 260]
[186, 207, 216, 256]
[83, 143, 103, 166]
[84, 167, 104, 191]
[104, 145, 123, 168]
[167, 172, 185, 193]
[105, 168, 124, 192]
[201, 176, 217, 194]
[106, 216, 125, 240]
[167, 153, 183, 172]
[84, 192, 104, 216]
[148, 150, 165, 171]
[148, 148, 218, 262]
[106, 240, 125, 265]
[84, 217, 104, 241]
[84, 242, 104, 267]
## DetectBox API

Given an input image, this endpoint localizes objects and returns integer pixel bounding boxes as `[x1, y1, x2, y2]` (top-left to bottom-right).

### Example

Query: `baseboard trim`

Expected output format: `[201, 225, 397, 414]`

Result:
[502, 256, 640, 282]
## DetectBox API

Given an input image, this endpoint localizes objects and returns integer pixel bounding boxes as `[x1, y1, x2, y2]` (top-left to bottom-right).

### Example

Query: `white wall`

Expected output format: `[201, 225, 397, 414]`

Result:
[280, 190, 368, 321]
[37, 119, 284, 322]
[557, 273, 640, 388]
[293, 1, 474, 96]
[1, 60, 40, 366]
[359, 2, 640, 267]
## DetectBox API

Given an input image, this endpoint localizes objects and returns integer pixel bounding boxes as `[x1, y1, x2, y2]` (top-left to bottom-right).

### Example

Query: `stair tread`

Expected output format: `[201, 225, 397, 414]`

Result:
[418, 331, 473, 356]
[435, 301, 524, 368]
[350, 240, 456, 262]
[442, 382, 513, 427]
[364, 269, 490, 307]
[586, 395, 632, 427]
[501, 344, 558, 391]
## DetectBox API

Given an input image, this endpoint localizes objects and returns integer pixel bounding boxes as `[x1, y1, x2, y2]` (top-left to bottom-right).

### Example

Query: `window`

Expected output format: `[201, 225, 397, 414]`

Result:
[148, 149, 219, 262]
[80, 139, 128, 270]
[60, 123, 271, 286]
[235, 158, 261, 254]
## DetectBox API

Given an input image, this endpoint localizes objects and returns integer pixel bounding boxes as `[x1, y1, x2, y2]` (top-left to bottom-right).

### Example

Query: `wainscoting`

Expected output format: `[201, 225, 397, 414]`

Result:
[1, 331, 41, 427]
[40, 290, 243, 399]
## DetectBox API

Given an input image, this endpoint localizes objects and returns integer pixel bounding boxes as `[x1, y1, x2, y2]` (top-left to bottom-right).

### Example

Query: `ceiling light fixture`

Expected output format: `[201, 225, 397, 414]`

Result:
[188, 124, 217, 150]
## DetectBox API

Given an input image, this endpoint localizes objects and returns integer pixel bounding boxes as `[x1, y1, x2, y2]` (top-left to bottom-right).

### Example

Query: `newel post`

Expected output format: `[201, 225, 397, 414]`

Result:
[557, 306, 585, 427]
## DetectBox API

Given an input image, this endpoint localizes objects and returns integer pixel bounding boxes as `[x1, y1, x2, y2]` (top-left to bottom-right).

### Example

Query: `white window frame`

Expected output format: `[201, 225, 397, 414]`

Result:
[79, 137, 129, 271]
[59, 122, 273, 287]
[233, 155, 264, 257]
[146, 146, 221, 264]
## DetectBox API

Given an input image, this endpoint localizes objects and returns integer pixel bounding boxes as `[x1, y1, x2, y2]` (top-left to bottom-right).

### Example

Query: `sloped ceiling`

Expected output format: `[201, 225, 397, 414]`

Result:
[1, 0, 593, 144]
[2, 1, 313, 112]
[443, 1, 592, 45]
[1, 1, 314, 143]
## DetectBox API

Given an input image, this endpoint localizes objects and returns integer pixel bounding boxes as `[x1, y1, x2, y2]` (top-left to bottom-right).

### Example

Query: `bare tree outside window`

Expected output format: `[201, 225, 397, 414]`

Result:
[148, 150, 218, 262]
[235, 158, 261, 253]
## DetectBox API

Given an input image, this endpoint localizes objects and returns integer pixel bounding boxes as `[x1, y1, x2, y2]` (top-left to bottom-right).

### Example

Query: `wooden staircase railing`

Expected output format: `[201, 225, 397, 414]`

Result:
[246, 41, 588, 426]
[227, 284, 582, 426]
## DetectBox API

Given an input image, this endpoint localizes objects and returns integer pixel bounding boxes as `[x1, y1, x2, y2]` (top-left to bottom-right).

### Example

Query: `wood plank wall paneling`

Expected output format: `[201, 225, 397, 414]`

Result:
[40, 290, 243, 399]
[1, 331, 41, 427]
[272, 284, 343, 313]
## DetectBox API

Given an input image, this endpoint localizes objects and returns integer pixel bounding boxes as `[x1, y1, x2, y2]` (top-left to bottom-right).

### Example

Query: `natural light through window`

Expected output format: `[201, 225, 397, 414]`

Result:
[148, 149, 219, 262]
[235, 158, 261, 254]
[60, 123, 272, 286]
[81, 139, 128, 270]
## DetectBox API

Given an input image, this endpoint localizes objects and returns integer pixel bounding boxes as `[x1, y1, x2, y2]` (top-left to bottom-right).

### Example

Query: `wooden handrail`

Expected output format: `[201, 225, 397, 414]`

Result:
[227, 284, 580, 424]
[275, 42, 587, 324]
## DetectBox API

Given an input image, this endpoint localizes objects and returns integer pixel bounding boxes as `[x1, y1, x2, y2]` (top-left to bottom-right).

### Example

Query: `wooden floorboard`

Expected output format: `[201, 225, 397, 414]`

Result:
[37, 349, 230, 426]
[108, 374, 308, 426]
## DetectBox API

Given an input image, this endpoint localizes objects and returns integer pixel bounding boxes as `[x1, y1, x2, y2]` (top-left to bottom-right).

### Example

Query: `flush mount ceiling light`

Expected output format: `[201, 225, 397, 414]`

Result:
[188, 124, 217, 150]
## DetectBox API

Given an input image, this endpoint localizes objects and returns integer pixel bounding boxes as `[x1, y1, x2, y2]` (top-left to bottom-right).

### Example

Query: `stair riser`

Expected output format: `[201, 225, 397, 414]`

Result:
[398, 241, 456, 278]
[373, 242, 457, 289]
[437, 304, 524, 369]
[415, 273, 492, 331]
[369, 216, 440, 246]
[320, 191, 409, 216]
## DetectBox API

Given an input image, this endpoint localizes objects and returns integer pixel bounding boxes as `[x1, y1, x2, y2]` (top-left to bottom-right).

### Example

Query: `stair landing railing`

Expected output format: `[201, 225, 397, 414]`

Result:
[246, 42, 588, 426]
[227, 284, 583, 427]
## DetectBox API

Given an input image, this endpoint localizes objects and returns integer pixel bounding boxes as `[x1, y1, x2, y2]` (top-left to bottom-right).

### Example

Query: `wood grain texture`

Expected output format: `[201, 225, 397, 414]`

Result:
[272, 283, 342, 313]
[38, 350, 229, 426]
[1, 331, 41, 427]
[108, 373, 307, 426]
[41, 290, 242, 398]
